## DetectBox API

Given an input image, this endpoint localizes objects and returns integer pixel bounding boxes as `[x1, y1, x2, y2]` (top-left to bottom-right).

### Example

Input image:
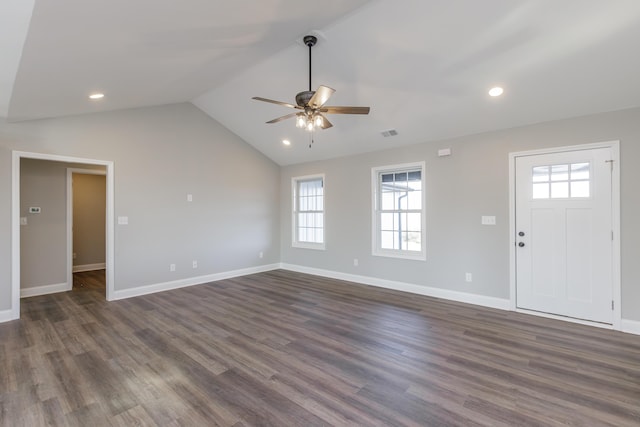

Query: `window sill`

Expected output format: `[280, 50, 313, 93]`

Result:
[372, 250, 426, 261]
[292, 242, 326, 251]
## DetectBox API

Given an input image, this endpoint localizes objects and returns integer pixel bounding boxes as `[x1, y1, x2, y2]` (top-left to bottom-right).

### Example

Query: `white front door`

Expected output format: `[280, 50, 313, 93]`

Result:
[515, 147, 613, 324]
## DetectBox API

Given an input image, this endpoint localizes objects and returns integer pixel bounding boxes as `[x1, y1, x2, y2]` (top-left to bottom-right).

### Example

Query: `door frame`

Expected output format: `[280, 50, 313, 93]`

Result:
[67, 168, 108, 291]
[11, 151, 115, 320]
[508, 141, 621, 330]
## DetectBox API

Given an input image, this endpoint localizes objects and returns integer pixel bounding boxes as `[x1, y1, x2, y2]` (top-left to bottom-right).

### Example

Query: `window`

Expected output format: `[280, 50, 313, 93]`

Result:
[532, 162, 590, 199]
[292, 175, 325, 249]
[372, 162, 425, 260]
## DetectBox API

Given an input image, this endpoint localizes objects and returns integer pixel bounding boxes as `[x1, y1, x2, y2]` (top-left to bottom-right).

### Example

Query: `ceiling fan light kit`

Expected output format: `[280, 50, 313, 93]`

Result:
[252, 34, 370, 135]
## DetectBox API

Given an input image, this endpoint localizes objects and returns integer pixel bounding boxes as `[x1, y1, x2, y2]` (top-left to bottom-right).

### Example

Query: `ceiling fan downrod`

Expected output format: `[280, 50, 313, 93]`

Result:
[303, 35, 317, 92]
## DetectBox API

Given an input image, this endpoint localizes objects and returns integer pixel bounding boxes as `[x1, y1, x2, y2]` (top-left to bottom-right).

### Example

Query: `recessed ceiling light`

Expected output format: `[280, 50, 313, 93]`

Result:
[89, 93, 104, 100]
[488, 87, 504, 97]
[282, 139, 291, 146]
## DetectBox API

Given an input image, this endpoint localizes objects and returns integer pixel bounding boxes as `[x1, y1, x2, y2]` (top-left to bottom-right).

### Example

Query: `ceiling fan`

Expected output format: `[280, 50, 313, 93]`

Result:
[252, 35, 370, 132]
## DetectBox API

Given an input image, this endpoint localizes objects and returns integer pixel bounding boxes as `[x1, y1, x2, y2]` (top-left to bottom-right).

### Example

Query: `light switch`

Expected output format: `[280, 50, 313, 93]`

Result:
[481, 216, 496, 225]
[20, 217, 28, 226]
[187, 194, 193, 202]
[117, 216, 129, 225]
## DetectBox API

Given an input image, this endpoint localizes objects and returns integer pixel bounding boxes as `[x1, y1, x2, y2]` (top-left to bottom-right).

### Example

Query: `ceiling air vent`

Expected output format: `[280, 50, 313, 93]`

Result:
[381, 129, 398, 137]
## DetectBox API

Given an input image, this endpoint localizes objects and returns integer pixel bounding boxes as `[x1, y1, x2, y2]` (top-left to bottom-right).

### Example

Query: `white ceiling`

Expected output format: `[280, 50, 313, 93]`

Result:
[3, 1, 640, 165]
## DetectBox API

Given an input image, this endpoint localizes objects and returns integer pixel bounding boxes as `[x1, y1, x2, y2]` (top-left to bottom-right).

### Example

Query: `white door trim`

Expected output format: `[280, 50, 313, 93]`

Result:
[508, 141, 621, 330]
[11, 151, 115, 321]
[66, 168, 107, 297]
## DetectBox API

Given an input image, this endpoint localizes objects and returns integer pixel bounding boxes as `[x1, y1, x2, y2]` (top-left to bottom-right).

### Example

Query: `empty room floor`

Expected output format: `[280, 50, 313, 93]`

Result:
[1, 270, 639, 426]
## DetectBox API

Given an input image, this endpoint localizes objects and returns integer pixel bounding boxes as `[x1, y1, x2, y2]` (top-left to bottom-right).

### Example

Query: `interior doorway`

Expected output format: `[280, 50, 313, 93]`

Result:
[509, 141, 621, 329]
[67, 168, 107, 293]
[11, 151, 115, 321]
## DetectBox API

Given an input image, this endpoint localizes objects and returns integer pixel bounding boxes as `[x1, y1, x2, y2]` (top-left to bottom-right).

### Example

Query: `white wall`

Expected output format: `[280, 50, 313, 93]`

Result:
[0, 103, 281, 311]
[280, 107, 640, 322]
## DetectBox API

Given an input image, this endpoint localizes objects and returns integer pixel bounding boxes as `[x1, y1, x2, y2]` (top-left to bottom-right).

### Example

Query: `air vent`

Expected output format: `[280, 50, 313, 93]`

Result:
[381, 129, 398, 137]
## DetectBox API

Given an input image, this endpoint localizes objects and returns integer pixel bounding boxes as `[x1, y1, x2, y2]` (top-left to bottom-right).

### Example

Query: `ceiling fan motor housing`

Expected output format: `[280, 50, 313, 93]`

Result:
[295, 90, 315, 107]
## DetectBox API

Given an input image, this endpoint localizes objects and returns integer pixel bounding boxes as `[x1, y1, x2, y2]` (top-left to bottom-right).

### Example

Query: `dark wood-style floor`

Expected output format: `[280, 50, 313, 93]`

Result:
[2, 270, 639, 426]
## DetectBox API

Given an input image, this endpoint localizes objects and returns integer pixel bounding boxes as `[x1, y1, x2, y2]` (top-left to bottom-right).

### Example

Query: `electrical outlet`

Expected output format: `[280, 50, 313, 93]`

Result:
[73, 252, 77, 259]
[353, 258, 359, 266]
[192, 260, 197, 269]
[170, 264, 176, 272]
[465, 273, 472, 282]
[259, 251, 264, 259]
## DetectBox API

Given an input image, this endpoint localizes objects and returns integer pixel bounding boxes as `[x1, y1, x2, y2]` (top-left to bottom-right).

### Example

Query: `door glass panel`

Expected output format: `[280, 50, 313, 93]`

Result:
[532, 166, 549, 182]
[570, 163, 589, 180]
[551, 164, 569, 181]
[551, 182, 569, 198]
[533, 183, 549, 199]
[571, 181, 590, 198]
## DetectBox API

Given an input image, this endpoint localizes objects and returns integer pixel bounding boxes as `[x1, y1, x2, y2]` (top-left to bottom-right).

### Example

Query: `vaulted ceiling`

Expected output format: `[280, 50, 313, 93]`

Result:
[3, 0, 640, 165]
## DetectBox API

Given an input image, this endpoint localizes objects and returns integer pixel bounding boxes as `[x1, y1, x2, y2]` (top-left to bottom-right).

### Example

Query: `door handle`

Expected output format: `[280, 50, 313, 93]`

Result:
[518, 242, 525, 247]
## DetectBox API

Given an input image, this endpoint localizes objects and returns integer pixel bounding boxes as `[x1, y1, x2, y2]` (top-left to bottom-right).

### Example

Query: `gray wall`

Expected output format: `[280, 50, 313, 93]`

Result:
[0, 103, 281, 310]
[72, 172, 106, 268]
[20, 159, 68, 288]
[20, 160, 105, 289]
[3, 101, 638, 323]
[280, 107, 640, 322]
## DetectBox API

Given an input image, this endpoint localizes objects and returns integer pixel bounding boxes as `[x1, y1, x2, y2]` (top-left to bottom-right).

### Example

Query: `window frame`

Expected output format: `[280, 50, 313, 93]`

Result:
[371, 161, 426, 260]
[292, 174, 326, 250]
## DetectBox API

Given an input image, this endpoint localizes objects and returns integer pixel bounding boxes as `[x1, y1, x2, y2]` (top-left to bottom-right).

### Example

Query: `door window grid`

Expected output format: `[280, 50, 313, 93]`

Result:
[532, 162, 590, 199]
[293, 176, 325, 249]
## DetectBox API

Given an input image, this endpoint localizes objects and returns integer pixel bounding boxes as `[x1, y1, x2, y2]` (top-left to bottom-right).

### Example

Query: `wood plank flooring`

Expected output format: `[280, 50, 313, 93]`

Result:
[2, 269, 640, 426]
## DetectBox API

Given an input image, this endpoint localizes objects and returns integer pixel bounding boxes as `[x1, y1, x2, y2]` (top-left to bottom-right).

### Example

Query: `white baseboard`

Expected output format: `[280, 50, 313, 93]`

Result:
[0, 309, 18, 323]
[279, 263, 511, 311]
[111, 263, 281, 301]
[9, 263, 640, 337]
[21, 282, 72, 298]
[73, 263, 106, 273]
[621, 319, 640, 336]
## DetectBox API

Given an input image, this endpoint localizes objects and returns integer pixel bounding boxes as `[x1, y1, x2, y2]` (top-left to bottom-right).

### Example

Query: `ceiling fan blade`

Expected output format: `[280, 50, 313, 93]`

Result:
[318, 114, 333, 129]
[321, 106, 370, 115]
[266, 112, 299, 124]
[252, 97, 299, 109]
[308, 85, 335, 108]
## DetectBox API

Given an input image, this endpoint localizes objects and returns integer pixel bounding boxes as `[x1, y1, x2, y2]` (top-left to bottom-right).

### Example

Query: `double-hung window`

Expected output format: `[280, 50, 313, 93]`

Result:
[292, 174, 325, 249]
[372, 162, 425, 260]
